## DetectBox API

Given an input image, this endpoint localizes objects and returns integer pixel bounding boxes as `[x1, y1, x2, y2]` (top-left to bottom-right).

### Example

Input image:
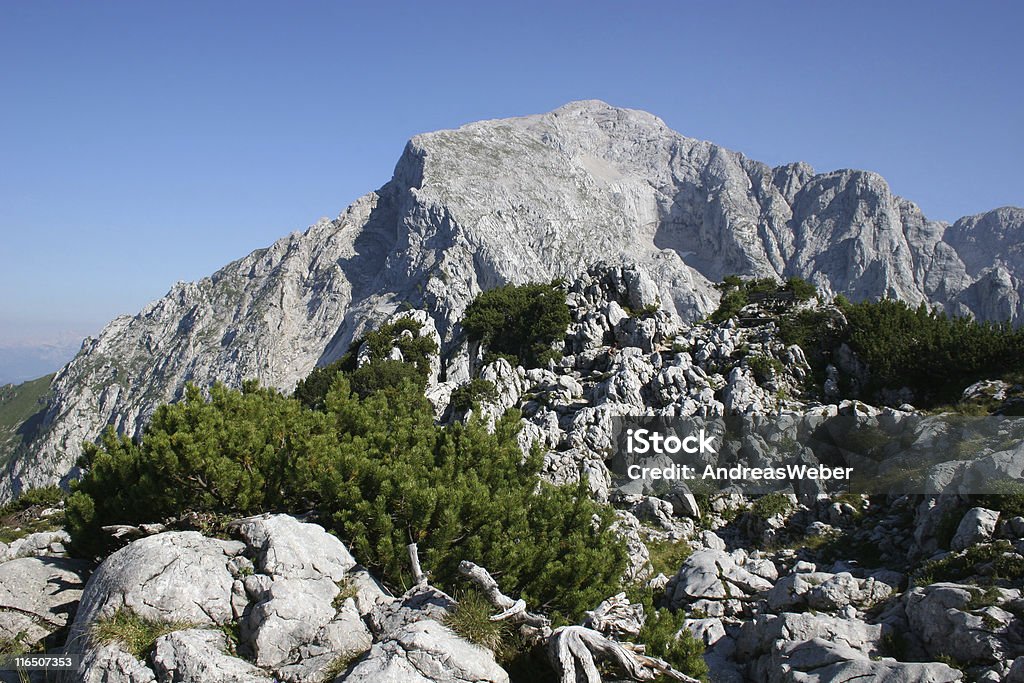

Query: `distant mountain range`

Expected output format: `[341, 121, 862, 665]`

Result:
[4, 99, 1023, 500]
[0, 340, 83, 387]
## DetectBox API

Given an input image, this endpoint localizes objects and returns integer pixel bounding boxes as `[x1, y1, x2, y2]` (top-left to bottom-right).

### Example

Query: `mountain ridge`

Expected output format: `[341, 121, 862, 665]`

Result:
[4, 98, 1022, 500]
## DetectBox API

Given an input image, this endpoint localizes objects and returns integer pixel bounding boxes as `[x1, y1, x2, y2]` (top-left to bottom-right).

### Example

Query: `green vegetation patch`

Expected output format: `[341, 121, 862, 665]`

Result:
[646, 538, 692, 577]
[68, 374, 626, 621]
[710, 276, 817, 324]
[915, 540, 1024, 586]
[836, 298, 1024, 406]
[91, 609, 194, 659]
[0, 485, 66, 544]
[295, 316, 437, 409]
[0, 374, 54, 469]
[632, 591, 708, 681]
[444, 588, 515, 657]
[977, 480, 1024, 518]
[449, 379, 499, 413]
[462, 281, 570, 369]
[746, 355, 784, 384]
[749, 492, 793, 520]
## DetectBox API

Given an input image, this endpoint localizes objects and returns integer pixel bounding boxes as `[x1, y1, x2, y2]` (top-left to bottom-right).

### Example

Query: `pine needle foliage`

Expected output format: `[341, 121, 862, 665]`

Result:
[67, 371, 626, 621]
[462, 282, 570, 368]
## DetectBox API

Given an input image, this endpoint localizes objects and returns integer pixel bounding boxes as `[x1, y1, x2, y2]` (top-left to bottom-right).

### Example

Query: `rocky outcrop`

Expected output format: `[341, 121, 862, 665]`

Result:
[343, 619, 509, 683]
[7, 100, 1024, 500]
[49, 514, 511, 683]
[151, 629, 273, 683]
[904, 583, 1024, 665]
[0, 556, 89, 648]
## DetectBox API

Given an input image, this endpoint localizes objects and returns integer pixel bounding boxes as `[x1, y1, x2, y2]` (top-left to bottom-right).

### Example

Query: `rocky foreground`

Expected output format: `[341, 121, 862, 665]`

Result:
[2, 264, 1023, 682]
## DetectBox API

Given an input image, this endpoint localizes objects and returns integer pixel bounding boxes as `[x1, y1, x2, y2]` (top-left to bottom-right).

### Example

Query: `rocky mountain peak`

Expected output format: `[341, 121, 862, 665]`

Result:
[3, 101, 1022, 500]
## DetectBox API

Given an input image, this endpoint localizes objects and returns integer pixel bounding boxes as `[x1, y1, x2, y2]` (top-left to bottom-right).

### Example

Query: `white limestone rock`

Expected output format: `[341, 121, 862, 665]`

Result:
[950, 507, 999, 551]
[668, 548, 773, 609]
[151, 628, 273, 682]
[342, 618, 509, 683]
[0, 557, 90, 647]
[904, 582, 1023, 665]
[233, 514, 356, 582]
[768, 637, 962, 683]
[62, 532, 244, 681]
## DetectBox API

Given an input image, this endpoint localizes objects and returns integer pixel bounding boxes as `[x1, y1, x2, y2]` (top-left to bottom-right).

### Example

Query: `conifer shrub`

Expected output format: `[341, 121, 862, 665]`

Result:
[294, 316, 438, 409]
[66, 381, 323, 556]
[449, 379, 498, 413]
[784, 276, 817, 301]
[746, 354, 784, 384]
[709, 275, 815, 323]
[756, 281, 1024, 408]
[835, 298, 1024, 406]
[68, 373, 626, 621]
[462, 282, 570, 368]
[632, 592, 709, 681]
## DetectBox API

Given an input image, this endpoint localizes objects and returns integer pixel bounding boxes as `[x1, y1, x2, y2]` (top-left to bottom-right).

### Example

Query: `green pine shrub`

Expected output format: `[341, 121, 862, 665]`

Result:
[294, 316, 438, 409]
[632, 592, 708, 681]
[449, 379, 499, 413]
[462, 282, 570, 369]
[749, 492, 793, 520]
[835, 298, 1024, 406]
[68, 373, 626, 621]
[709, 276, 815, 324]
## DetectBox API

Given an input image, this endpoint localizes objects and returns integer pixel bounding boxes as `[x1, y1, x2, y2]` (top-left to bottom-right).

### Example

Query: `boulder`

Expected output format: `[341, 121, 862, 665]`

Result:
[62, 531, 244, 682]
[0, 530, 71, 561]
[951, 507, 999, 551]
[343, 618, 509, 683]
[244, 576, 340, 668]
[0, 557, 90, 647]
[768, 637, 962, 683]
[233, 514, 356, 581]
[152, 628, 273, 682]
[668, 549, 773, 609]
[905, 582, 1023, 664]
[766, 571, 892, 613]
[737, 612, 882, 659]
[77, 643, 157, 683]
[233, 515, 370, 673]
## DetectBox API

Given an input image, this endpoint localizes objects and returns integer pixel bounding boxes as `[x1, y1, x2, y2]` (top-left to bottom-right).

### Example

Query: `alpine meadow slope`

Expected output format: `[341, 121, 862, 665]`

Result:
[5, 99, 1023, 499]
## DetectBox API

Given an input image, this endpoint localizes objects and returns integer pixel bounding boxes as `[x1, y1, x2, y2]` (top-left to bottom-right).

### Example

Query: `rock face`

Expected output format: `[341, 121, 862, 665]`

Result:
[56, 514, 508, 683]
[0, 556, 90, 647]
[6, 99, 1023, 499]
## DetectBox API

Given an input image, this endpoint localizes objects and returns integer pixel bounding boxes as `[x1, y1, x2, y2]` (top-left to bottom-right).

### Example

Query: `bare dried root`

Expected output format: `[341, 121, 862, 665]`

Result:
[457, 560, 699, 683]
[407, 542, 429, 587]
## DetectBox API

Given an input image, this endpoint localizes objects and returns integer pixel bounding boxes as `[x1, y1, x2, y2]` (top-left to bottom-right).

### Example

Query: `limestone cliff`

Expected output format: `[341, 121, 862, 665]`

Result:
[5, 99, 1022, 498]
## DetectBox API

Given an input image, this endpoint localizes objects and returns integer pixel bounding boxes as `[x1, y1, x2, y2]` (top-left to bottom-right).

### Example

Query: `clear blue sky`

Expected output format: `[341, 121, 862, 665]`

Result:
[2, 1, 1021, 345]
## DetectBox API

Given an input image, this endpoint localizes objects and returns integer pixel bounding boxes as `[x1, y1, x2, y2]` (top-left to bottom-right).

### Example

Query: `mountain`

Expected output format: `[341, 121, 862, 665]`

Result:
[4, 99, 1023, 500]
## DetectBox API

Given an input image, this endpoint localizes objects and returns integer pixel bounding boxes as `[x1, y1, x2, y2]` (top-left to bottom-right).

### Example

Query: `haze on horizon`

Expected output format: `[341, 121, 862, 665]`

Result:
[1, 0, 1021, 383]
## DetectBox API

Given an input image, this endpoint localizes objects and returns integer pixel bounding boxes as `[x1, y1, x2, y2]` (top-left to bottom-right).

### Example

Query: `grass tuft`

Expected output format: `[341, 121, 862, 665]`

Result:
[91, 609, 194, 659]
[444, 589, 512, 657]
